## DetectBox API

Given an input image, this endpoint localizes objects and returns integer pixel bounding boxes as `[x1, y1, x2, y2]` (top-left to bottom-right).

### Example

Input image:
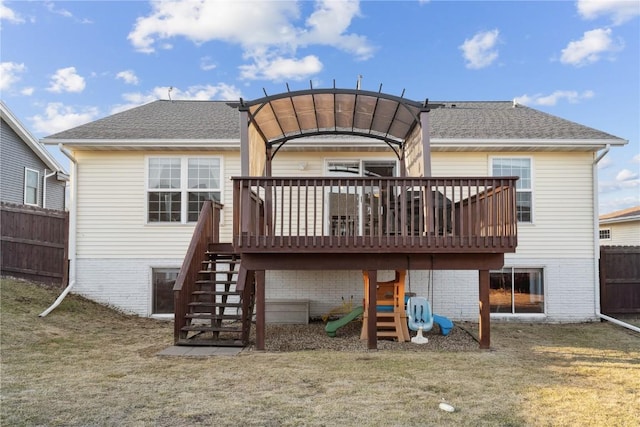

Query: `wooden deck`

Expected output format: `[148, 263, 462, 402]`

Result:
[175, 176, 518, 350]
[233, 176, 518, 254]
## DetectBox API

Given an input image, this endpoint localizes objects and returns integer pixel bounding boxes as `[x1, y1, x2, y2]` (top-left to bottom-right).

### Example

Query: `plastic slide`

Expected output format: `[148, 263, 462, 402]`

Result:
[325, 306, 364, 337]
[433, 314, 454, 336]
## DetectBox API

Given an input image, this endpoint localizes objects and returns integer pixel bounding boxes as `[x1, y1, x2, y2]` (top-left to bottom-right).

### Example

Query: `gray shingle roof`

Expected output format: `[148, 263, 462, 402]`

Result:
[45, 99, 624, 143]
[47, 100, 240, 140]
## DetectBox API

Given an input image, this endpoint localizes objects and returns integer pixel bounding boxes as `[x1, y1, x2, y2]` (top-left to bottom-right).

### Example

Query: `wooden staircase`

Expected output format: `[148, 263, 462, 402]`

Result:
[176, 243, 255, 347]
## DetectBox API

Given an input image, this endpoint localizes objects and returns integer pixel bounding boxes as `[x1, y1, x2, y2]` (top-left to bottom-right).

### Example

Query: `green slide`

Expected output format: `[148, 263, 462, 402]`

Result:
[325, 306, 364, 337]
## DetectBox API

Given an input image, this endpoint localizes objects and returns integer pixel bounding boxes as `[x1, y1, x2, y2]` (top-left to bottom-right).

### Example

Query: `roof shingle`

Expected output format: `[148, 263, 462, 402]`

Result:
[45, 99, 625, 143]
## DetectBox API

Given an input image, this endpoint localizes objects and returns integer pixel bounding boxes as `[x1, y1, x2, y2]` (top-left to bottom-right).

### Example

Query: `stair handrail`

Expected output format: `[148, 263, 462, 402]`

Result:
[173, 200, 223, 343]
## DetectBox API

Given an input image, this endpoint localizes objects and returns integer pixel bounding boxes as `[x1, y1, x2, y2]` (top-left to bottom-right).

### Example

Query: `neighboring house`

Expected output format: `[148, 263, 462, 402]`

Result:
[599, 206, 640, 246]
[1, 101, 68, 210]
[43, 91, 627, 349]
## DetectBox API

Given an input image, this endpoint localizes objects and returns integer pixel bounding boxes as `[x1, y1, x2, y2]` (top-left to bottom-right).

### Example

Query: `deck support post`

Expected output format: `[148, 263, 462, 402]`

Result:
[478, 269, 490, 349]
[255, 270, 266, 350]
[367, 270, 378, 350]
[240, 109, 249, 176]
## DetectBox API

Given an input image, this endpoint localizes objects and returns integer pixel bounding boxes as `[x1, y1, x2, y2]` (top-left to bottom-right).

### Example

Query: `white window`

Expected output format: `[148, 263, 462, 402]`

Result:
[147, 157, 222, 223]
[490, 267, 544, 314]
[152, 268, 179, 314]
[24, 168, 39, 206]
[599, 229, 611, 240]
[492, 157, 532, 223]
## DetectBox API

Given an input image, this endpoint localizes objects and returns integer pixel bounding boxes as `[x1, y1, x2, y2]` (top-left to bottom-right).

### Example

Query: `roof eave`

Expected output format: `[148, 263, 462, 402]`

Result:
[41, 138, 240, 149]
[431, 138, 627, 151]
[599, 215, 640, 225]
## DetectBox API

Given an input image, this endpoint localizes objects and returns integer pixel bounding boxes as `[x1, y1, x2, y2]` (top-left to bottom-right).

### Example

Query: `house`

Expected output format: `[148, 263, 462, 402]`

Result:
[42, 89, 627, 349]
[1, 101, 68, 210]
[599, 206, 640, 246]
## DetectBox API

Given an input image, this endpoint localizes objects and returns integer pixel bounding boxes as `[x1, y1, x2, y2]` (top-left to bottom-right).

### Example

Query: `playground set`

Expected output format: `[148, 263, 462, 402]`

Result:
[325, 270, 453, 343]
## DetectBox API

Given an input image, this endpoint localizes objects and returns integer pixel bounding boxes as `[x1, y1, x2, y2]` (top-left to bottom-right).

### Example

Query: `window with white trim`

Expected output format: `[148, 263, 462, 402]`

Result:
[24, 168, 39, 206]
[492, 157, 532, 223]
[599, 229, 611, 240]
[147, 157, 221, 223]
[490, 267, 544, 314]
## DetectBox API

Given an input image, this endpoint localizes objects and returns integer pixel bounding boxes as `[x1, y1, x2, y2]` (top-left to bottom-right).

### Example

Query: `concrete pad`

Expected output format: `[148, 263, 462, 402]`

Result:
[157, 346, 244, 357]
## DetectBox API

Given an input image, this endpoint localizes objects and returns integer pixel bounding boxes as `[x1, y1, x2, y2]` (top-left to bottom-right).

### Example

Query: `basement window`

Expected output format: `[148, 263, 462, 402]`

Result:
[490, 267, 544, 314]
[152, 268, 178, 314]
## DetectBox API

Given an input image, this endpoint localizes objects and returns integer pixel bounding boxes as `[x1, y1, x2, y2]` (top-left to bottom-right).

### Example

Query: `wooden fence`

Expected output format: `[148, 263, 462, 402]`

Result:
[600, 245, 640, 314]
[1, 202, 68, 286]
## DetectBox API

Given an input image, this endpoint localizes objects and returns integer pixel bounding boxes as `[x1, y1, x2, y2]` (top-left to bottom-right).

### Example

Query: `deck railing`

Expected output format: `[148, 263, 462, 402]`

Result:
[173, 200, 222, 343]
[232, 177, 518, 253]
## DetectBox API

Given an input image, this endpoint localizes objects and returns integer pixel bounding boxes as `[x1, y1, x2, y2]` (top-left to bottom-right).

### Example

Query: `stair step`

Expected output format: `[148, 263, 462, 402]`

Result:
[176, 338, 245, 347]
[185, 313, 242, 320]
[377, 331, 402, 337]
[198, 269, 238, 275]
[188, 302, 242, 308]
[376, 322, 398, 328]
[181, 325, 243, 333]
[195, 280, 238, 285]
[204, 252, 240, 263]
[191, 290, 241, 296]
[375, 312, 397, 317]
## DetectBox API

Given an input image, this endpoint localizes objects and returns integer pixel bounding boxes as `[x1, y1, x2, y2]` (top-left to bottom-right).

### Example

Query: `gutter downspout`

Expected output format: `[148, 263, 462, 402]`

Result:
[592, 145, 640, 333]
[42, 169, 57, 209]
[39, 144, 77, 317]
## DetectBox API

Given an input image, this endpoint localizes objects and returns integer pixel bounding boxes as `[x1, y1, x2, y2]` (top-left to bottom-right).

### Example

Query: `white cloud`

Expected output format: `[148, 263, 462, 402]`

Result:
[47, 67, 86, 93]
[21, 87, 35, 96]
[598, 155, 614, 170]
[577, 0, 640, 25]
[459, 29, 500, 69]
[200, 56, 217, 71]
[0, 0, 25, 23]
[514, 90, 595, 106]
[30, 103, 99, 135]
[44, 1, 72, 18]
[298, 0, 374, 60]
[560, 28, 623, 67]
[110, 83, 242, 114]
[616, 168, 639, 181]
[600, 195, 640, 214]
[116, 70, 139, 85]
[632, 154, 640, 164]
[0, 62, 26, 91]
[43, 0, 92, 23]
[128, 0, 372, 82]
[239, 54, 322, 81]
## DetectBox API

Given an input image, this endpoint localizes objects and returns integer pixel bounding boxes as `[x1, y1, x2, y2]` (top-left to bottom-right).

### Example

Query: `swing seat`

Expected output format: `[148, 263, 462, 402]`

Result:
[406, 297, 434, 332]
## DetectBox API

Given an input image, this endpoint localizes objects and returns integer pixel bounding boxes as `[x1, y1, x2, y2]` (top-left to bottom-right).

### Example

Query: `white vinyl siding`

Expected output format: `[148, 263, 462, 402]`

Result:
[432, 151, 595, 258]
[75, 151, 238, 258]
[600, 221, 640, 246]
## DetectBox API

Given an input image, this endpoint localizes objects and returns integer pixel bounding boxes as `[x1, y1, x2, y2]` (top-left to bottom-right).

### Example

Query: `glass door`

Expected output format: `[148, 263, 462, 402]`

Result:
[325, 160, 396, 236]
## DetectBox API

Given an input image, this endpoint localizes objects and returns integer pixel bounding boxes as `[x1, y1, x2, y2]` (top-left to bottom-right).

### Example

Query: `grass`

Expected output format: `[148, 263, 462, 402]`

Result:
[1, 277, 639, 426]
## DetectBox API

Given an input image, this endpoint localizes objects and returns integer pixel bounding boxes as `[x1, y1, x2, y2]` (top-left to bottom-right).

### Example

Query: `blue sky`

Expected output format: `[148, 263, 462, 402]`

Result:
[1, 0, 638, 214]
